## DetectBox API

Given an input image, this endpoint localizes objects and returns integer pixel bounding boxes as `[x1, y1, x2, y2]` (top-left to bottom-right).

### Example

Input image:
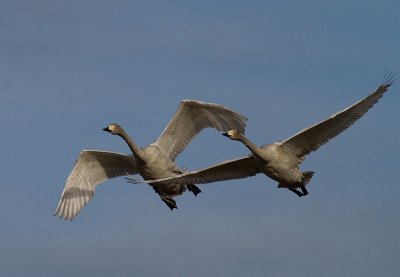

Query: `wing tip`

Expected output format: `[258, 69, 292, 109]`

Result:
[53, 210, 71, 221]
[181, 99, 248, 120]
[53, 198, 80, 221]
[382, 70, 396, 88]
[53, 211, 75, 221]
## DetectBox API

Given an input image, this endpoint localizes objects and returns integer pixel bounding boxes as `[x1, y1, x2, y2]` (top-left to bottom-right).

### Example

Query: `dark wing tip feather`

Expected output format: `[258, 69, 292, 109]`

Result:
[382, 71, 396, 88]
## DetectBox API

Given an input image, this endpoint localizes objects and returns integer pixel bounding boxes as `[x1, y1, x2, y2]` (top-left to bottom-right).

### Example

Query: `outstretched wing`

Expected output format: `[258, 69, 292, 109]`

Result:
[280, 74, 395, 158]
[127, 156, 259, 185]
[54, 150, 137, 221]
[152, 100, 247, 161]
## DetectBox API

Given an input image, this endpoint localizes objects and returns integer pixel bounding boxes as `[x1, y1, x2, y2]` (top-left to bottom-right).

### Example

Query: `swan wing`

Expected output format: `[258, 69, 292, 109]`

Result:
[128, 156, 259, 185]
[152, 100, 247, 161]
[280, 75, 395, 158]
[54, 150, 137, 220]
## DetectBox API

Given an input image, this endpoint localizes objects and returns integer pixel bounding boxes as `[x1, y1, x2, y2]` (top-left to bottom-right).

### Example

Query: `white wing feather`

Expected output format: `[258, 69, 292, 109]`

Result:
[54, 150, 137, 220]
[152, 100, 247, 161]
[280, 75, 395, 158]
[127, 156, 259, 185]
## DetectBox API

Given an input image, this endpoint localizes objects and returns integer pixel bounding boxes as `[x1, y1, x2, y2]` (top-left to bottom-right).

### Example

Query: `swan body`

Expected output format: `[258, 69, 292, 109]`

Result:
[131, 75, 395, 197]
[54, 99, 247, 220]
[221, 131, 314, 196]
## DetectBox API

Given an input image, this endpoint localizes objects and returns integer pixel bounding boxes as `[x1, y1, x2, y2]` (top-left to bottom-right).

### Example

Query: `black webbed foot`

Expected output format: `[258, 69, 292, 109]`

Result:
[187, 184, 202, 196]
[289, 188, 304, 197]
[300, 185, 309, 195]
[161, 196, 178, 210]
[153, 186, 160, 194]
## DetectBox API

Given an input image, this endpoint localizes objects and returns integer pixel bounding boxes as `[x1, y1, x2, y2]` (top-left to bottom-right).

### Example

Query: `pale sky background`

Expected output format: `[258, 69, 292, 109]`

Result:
[1, 1, 399, 276]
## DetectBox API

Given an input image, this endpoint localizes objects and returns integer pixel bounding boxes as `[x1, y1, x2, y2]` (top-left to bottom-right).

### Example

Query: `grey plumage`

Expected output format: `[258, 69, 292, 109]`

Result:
[54, 151, 136, 221]
[54, 99, 247, 220]
[132, 75, 395, 196]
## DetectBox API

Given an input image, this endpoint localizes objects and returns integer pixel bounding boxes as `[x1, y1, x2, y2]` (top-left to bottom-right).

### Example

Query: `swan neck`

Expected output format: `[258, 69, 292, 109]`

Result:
[239, 135, 260, 156]
[119, 130, 143, 160]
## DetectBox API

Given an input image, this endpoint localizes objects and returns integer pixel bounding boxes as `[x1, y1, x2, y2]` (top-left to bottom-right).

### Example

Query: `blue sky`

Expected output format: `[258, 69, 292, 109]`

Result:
[1, 1, 399, 276]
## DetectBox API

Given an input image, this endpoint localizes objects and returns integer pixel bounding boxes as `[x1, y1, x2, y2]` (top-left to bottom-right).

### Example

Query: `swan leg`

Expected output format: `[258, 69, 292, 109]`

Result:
[153, 187, 178, 210]
[289, 188, 304, 197]
[187, 184, 202, 196]
[300, 185, 309, 195]
[160, 195, 178, 210]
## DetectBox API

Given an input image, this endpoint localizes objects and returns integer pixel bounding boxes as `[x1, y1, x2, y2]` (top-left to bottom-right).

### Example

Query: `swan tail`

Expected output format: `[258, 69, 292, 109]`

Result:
[301, 171, 315, 186]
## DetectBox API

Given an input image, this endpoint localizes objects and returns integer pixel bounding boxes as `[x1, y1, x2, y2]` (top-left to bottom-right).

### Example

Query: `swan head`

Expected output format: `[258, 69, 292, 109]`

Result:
[103, 123, 123, 135]
[222, 129, 242, 140]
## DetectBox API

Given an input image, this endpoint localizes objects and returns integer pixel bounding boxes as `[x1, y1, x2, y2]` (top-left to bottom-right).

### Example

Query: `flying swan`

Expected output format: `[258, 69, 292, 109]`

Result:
[129, 75, 395, 197]
[54, 100, 247, 220]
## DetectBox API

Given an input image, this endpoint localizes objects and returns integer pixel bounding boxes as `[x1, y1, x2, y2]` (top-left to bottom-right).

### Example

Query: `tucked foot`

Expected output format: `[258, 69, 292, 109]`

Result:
[289, 188, 304, 197]
[161, 196, 178, 210]
[187, 184, 202, 196]
[300, 185, 309, 195]
[153, 186, 160, 194]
